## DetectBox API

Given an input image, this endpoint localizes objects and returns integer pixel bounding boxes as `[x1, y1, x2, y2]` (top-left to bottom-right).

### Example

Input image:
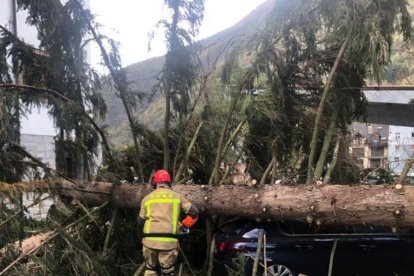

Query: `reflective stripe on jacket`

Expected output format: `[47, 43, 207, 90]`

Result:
[139, 186, 192, 250]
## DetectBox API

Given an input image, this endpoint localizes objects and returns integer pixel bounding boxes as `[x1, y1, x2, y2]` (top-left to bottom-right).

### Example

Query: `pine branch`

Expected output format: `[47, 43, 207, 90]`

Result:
[11, 141, 77, 184]
[172, 42, 230, 178]
[0, 180, 110, 196]
[71, 0, 144, 182]
[209, 115, 247, 185]
[306, 38, 348, 184]
[0, 201, 109, 276]
[0, 195, 51, 228]
[174, 121, 203, 182]
[397, 152, 414, 184]
[0, 84, 117, 170]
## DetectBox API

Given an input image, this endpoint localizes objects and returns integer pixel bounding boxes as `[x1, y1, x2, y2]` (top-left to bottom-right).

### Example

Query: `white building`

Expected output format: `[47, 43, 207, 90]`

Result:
[1, 0, 90, 219]
[388, 125, 414, 176]
[360, 87, 414, 178]
[1, 0, 58, 158]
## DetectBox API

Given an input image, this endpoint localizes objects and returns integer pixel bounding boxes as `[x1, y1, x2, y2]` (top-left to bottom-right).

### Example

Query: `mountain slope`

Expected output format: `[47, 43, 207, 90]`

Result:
[100, 0, 276, 145]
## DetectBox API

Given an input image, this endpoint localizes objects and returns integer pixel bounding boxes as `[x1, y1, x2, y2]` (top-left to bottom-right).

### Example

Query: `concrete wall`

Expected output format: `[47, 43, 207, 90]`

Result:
[20, 134, 57, 220]
[21, 107, 57, 136]
[22, 193, 56, 220]
[21, 134, 56, 169]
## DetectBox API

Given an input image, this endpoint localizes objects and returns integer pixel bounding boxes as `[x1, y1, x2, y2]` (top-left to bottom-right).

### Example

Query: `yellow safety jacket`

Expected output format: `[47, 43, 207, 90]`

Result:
[139, 185, 192, 250]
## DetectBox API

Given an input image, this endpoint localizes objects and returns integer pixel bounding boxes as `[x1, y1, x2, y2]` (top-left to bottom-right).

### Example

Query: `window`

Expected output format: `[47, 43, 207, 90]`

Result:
[394, 157, 400, 162]
[412, 132, 414, 138]
[371, 147, 384, 157]
[370, 159, 381, 168]
[395, 133, 400, 139]
[352, 148, 364, 157]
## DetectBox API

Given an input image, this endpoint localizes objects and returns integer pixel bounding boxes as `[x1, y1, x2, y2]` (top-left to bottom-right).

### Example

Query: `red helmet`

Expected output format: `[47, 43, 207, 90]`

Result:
[153, 169, 171, 183]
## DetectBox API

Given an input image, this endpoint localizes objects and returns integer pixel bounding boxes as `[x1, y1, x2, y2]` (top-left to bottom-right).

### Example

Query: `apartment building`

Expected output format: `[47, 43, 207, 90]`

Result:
[350, 123, 414, 177]
[350, 123, 389, 169]
[388, 125, 414, 176]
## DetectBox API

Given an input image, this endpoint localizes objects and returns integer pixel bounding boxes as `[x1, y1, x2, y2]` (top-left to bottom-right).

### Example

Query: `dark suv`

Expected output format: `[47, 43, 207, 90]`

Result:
[214, 220, 414, 276]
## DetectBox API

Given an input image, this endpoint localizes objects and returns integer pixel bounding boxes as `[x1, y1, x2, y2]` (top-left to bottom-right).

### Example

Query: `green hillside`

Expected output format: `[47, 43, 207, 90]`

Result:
[99, 0, 275, 146]
[100, 0, 414, 146]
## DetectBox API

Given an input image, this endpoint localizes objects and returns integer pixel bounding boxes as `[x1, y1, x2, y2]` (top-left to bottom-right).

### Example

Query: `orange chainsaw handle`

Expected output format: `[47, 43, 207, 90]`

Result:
[181, 215, 198, 228]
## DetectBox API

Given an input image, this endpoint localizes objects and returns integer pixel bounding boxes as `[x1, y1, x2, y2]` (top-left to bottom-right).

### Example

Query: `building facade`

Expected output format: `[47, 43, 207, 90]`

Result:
[1, 0, 57, 162]
[350, 87, 414, 179]
[388, 125, 414, 177]
[350, 123, 389, 169]
[350, 122, 414, 179]
[1, 0, 89, 219]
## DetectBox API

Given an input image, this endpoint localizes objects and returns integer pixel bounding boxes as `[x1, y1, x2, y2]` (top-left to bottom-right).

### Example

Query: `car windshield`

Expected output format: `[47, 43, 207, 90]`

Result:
[242, 228, 261, 238]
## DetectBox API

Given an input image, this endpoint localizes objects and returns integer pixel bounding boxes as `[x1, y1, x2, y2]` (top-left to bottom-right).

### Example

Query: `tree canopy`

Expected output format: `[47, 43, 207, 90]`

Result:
[1, 0, 413, 275]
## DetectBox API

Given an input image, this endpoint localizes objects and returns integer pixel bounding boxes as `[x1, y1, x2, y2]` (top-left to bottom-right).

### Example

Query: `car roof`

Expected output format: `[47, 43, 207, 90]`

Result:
[217, 219, 414, 237]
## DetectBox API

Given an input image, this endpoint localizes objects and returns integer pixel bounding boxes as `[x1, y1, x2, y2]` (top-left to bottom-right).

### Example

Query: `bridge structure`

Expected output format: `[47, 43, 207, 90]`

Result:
[362, 86, 414, 127]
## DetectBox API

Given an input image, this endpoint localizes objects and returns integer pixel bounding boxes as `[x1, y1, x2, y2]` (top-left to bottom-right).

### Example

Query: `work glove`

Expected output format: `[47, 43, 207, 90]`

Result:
[181, 215, 197, 228]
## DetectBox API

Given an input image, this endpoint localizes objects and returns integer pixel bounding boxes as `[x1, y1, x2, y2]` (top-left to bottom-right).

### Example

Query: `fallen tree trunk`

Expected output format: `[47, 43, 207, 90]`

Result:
[1, 181, 414, 227]
[0, 231, 53, 258]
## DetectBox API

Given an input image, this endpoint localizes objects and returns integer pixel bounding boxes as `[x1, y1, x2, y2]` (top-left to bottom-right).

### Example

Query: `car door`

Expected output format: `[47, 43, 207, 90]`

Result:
[392, 231, 414, 275]
[334, 225, 412, 276]
[274, 221, 335, 276]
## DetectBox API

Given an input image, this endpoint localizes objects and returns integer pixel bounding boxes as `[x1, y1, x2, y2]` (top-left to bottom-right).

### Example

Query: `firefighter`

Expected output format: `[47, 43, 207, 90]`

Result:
[138, 169, 199, 275]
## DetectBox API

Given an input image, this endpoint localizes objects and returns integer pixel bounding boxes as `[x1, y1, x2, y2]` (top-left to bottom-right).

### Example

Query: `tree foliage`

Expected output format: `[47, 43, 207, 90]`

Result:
[0, 1, 146, 274]
[223, 0, 413, 184]
[151, 0, 205, 169]
[1, 0, 414, 275]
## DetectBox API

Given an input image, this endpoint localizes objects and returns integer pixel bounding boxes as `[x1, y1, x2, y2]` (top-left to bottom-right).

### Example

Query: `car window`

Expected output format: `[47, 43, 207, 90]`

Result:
[280, 221, 313, 234]
[279, 221, 352, 235]
[242, 228, 261, 238]
[217, 219, 256, 236]
[352, 225, 396, 234]
[221, 219, 414, 239]
[396, 228, 414, 234]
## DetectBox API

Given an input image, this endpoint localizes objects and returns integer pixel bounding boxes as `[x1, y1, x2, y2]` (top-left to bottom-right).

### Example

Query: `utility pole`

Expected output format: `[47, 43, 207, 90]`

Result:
[11, 0, 24, 250]
[11, 0, 20, 143]
[11, 0, 17, 37]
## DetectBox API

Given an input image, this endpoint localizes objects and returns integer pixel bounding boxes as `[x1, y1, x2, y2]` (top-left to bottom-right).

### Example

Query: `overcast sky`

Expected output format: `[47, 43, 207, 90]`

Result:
[89, 0, 267, 66]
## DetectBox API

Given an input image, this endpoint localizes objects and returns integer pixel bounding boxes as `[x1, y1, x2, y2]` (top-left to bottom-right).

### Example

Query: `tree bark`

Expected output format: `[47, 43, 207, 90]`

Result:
[163, 78, 171, 170]
[174, 122, 203, 182]
[0, 231, 54, 258]
[313, 109, 338, 182]
[2, 180, 414, 228]
[323, 134, 340, 184]
[260, 156, 275, 185]
[209, 116, 246, 185]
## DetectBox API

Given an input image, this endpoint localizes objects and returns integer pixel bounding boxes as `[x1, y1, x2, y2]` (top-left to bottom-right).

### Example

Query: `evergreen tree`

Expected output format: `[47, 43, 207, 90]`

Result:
[236, 0, 413, 184]
[152, 0, 205, 170]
